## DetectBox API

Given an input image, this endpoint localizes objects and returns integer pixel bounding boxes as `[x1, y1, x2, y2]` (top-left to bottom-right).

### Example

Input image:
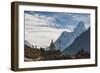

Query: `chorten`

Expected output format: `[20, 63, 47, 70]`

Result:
[49, 40, 55, 50]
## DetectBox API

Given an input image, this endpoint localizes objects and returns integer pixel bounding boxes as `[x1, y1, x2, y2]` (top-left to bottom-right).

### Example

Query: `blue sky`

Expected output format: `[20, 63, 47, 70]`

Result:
[25, 11, 90, 30]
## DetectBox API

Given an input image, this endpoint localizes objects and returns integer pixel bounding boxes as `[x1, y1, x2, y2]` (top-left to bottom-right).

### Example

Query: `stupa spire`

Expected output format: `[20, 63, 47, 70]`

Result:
[49, 39, 55, 50]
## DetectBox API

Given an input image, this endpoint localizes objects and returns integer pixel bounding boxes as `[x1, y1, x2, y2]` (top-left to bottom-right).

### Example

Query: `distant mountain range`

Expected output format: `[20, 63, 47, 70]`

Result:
[54, 21, 86, 51]
[24, 40, 32, 48]
[63, 28, 90, 55]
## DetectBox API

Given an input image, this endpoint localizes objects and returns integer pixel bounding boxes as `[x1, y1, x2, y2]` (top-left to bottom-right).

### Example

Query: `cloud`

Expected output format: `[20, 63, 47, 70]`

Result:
[25, 11, 90, 28]
[71, 14, 90, 29]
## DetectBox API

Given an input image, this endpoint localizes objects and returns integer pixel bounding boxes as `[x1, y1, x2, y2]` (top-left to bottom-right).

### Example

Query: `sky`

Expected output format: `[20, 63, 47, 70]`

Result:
[24, 11, 90, 48]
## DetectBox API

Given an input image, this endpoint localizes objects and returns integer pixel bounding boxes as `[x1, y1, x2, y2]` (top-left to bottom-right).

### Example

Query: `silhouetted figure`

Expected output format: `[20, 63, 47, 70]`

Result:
[32, 45, 34, 48]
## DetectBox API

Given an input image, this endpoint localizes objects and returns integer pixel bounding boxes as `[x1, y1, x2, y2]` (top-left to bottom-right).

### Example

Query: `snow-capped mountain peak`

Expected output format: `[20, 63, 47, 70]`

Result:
[54, 21, 86, 51]
[73, 21, 85, 36]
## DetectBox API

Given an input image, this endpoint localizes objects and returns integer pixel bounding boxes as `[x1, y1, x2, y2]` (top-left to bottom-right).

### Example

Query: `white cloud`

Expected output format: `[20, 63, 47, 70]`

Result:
[25, 13, 71, 48]
[71, 14, 90, 29]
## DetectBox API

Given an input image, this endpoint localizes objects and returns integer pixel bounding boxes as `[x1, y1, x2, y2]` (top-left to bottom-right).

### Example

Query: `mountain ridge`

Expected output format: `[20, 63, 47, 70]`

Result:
[63, 27, 90, 54]
[54, 21, 86, 51]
